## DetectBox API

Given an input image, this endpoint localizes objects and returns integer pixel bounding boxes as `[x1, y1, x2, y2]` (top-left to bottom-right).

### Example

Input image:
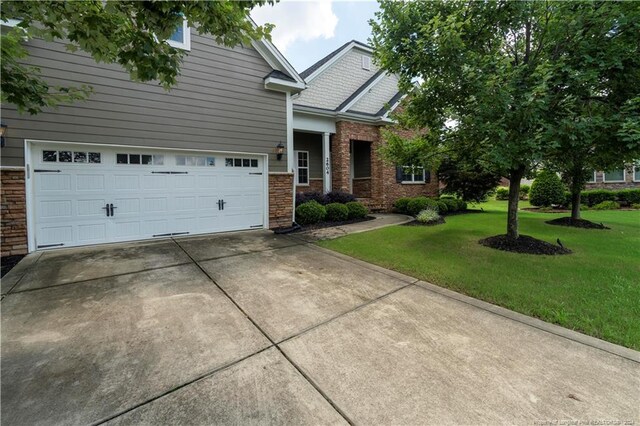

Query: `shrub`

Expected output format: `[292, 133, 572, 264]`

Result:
[442, 198, 459, 212]
[436, 200, 449, 214]
[439, 194, 456, 200]
[407, 197, 439, 216]
[495, 187, 509, 200]
[295, 201, 327, 225]
[295, 191, 327, 207]
[416, 208, 441, 224]
[346, 201, 368, 219]
[456, 199, 467, 210]
[581, 189, 616, 207]
[631, 203, 640, 209]
[325, 203, 349, 221]
[592, 200, 620, 210]
[520, 184, 530, 200]
[529, 170, 566, 207]
[325, 191, 356, 204]
[393, 197, 413, 215]
[617, 189, 640, 206]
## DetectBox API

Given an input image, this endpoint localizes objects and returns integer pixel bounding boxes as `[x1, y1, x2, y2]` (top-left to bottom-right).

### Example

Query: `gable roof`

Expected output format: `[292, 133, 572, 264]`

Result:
[299, 40, 373, 82]
[335, 70, 385, 112]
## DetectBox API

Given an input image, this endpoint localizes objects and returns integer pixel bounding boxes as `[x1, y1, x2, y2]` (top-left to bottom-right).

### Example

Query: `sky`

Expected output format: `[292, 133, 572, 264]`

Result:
[252, 0, 380, 74]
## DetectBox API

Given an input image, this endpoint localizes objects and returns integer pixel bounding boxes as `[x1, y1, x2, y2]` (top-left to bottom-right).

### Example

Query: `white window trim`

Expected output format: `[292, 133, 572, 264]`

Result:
[401, 165, 426, 184]
[603, 168, 626, 183]
[2, 19, 21, 27]
[295, 150, 309, 186]
[634, 163, 640, 182]
[167, 19, 191, 51]
[587, 170, 597, 183]
[362, 55, 371, 70]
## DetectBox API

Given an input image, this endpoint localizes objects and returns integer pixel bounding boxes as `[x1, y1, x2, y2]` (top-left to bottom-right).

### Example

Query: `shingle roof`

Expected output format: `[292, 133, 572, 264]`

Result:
[264, 70, 296, 82]
[336, 70, 384, 111]
[375, 91, 404, 116]
[300, 40, 371, 79]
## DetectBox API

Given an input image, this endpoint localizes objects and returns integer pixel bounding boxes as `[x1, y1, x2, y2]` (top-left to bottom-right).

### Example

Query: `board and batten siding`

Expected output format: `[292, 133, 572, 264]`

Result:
[1, 32, 289, 172]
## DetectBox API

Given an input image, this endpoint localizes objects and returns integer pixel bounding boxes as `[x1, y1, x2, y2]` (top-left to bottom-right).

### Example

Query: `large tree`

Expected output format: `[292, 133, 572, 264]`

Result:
[371, 0, 639, 240]
[542, 2, 640, 221]
[1, 0, 274, 114]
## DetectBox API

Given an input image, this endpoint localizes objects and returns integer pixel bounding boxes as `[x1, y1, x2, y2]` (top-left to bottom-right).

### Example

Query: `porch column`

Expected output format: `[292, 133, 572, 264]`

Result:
[323, 132, 332, 193]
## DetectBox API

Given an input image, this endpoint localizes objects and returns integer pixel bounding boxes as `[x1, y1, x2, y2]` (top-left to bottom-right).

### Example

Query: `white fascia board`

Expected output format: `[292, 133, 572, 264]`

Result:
[305, 42, 373, 83]
[264, 77, 305, 94]
[293, 111, 336, 134]
[251, 40, 305, 86]
[339, 72, 387, 113]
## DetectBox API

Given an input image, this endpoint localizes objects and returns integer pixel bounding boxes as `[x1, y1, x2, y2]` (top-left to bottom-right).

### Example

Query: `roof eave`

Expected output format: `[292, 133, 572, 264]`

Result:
[264, 77, 306, 94]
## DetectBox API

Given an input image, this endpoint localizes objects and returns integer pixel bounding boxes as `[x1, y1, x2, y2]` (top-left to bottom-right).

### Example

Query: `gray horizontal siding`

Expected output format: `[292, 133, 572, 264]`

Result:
[1, 33, 288, 172]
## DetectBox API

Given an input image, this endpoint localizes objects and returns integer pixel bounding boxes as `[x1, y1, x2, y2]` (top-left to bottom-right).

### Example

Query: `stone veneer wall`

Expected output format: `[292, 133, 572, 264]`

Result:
[296, 178, 323, 194]
[332, 121, 439, 211]
[269, 173, 294, 228]
[1, 169, 28, 256]
[584, 165, 640, 190]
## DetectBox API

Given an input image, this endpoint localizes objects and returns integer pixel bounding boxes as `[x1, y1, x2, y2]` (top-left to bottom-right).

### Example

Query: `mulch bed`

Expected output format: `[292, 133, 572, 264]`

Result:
[479, 234, 572, 255]
[546, 217, 610, 230]
[273, 216, 375, 234]
[402, 217, 446, 227]
[1, 255, 25, 278]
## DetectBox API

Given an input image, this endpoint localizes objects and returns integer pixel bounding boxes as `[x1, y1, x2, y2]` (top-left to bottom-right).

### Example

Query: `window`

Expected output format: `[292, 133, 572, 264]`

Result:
[175, 155, 214, 166]
[167, 19, 190, 50]
[117, 153, 163, 165]
[43, 150, 101, 164]
[225, 158, 258, 168]
[295, 151, 309, 185]
[603, 168, 625, 182]
[587, 170, 597, 183]
[399, 165, 426, 183]
[634, 162, 640, 182]
[362, 55, 371, 71]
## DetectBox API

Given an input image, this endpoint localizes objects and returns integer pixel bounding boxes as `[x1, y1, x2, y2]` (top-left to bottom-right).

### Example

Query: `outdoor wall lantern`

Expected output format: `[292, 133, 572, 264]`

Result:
[0, 124, 7, 148]
[276, 142, 285, 161]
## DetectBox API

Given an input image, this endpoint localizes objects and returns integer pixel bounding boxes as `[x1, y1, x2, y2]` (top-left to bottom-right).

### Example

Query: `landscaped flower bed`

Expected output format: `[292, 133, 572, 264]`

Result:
[285, 191, 372, 232]
[393, 195, 473, 226]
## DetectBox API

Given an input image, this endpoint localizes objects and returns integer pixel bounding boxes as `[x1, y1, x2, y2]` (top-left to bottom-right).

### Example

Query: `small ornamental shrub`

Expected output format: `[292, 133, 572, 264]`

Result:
[325, 203, 349, 221]
[495, 187, 509, 200]
[406, 197, 429, 216]
[325, 191, 356, 204]
[592, 200, 621, 210]
[439, 194, 456, 200]
[529, 170, 566, 207]
[442, 198, 459, 212]
[520, 184, 531, 200]
[295, 201, 327, 225]
[436, 200, 448, 214]
[295, 191, 327, 207]
[631, 203, 640, 209]
[393, 197, 413, 215]
[617, 189, 640, 206]
[416, 208, 441, 224]
[456, 199, 467, 211]
[581, 189, 616, 207]
[346, 201, 368, 219]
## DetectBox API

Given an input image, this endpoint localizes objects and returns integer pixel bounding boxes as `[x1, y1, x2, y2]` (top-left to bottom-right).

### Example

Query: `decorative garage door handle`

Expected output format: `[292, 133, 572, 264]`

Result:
[151, 171, 189, 174]
[34, 169, 61, 173]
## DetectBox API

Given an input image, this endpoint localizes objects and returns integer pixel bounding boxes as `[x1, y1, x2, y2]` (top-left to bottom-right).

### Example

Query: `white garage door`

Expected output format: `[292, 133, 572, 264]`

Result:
[30, 143, 266, 249]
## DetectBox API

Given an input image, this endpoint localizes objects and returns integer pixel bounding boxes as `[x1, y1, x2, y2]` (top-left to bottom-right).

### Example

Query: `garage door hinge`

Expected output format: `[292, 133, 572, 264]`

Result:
[37, 243, 64, 248]
[250, 225, 263, 228]
[249, 172, 263, 175]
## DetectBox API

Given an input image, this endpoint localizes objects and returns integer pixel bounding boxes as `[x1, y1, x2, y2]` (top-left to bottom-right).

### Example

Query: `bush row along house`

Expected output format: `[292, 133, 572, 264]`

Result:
[0, 18, 437, 256]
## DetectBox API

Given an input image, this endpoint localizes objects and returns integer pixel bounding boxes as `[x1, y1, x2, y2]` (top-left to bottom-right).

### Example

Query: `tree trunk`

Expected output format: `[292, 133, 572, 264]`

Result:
[506, 168, 525, 240]
[571, 189, 581, 220]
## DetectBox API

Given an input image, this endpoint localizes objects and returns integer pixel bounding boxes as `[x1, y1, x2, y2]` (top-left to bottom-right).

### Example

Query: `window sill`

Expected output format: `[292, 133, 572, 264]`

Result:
[297, 183, 310, 187]
[401, 181, 426, 185]
[602, 180, 625, 183]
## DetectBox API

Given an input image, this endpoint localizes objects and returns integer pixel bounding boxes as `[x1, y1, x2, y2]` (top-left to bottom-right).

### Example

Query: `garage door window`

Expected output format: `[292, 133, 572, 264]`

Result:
[225, 158, 258, 167]
[43, 150, 101, 164]
[176, 156, 215, 166]
[117, 153, 164, 165]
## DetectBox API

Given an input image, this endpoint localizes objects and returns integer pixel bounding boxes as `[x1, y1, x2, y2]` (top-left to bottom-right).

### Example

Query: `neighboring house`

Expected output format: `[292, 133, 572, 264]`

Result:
[0, 20, 305, 256]
[292, 40, 438, 211]
[584, 163, 640, 190]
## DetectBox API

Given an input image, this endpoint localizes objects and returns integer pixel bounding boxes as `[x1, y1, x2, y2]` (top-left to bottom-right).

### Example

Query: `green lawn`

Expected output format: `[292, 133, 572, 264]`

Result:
[319, 200, 640, 350]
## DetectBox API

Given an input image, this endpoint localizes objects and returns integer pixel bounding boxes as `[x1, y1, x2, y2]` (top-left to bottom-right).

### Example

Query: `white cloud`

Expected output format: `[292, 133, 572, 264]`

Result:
[251, 0, 338, 53]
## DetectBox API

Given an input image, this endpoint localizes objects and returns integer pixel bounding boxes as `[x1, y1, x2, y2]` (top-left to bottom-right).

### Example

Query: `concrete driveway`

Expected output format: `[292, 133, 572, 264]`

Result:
[2, 231, 638, 425]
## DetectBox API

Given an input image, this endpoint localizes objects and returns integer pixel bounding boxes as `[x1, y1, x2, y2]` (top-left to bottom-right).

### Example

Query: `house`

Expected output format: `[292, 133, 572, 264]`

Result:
[0, 20, 305, 256]
[584, 164, 640, 190]
[292, 40, 438, 211]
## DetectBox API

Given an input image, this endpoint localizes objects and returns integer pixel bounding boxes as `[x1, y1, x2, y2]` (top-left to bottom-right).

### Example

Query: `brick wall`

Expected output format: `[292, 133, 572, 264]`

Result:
[269, 173, 294, 228]
[296, 178, 323, 194]
[352, 177, 372, 198]
[332, 120, 438, 212]
[584, 165, 640, 190]
[1, 169, 28, 256]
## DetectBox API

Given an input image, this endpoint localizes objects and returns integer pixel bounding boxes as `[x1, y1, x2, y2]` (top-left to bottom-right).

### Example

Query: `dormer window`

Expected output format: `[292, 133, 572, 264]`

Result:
[362, 55, 371, 71]
[167, 18, 191, 51]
